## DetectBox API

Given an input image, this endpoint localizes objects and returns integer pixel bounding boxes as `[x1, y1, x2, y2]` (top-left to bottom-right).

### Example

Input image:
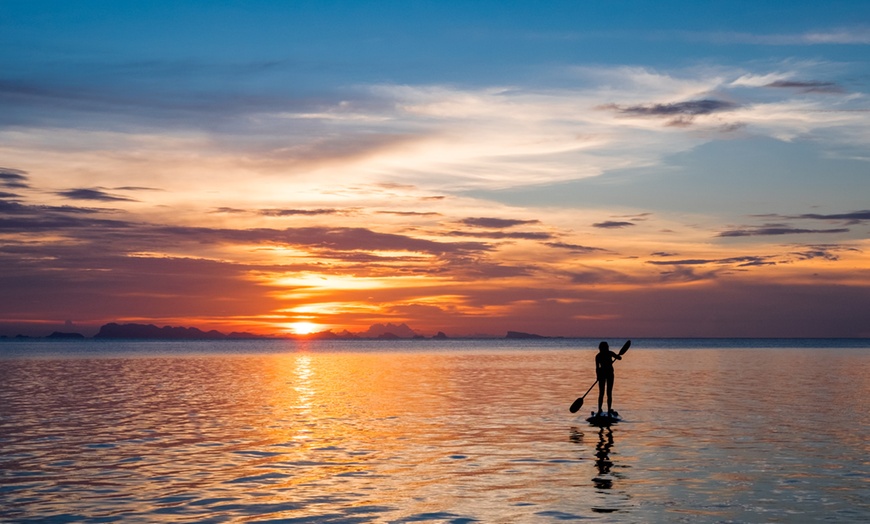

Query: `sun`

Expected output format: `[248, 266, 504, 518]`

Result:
[288, 322, 319, 336]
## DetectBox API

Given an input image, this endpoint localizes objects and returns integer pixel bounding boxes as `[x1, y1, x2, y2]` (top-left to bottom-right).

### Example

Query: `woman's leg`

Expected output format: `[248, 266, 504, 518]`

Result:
[605, 373, 614, 412]
[597, 378, 605, 414]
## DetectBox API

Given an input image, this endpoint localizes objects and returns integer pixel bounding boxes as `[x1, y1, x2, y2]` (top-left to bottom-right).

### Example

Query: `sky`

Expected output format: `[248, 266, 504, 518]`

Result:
[1, 0, 869, 338]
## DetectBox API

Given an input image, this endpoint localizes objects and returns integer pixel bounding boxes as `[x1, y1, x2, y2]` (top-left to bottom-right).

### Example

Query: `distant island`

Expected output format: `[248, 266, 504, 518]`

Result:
[94, 323, 264, 340]
[505, 331, 547, 339]
[1, 322, 551, 341]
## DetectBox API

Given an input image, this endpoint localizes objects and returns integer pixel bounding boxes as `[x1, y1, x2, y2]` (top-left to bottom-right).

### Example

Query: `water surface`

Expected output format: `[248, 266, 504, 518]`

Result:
[1, 339, 868, 522]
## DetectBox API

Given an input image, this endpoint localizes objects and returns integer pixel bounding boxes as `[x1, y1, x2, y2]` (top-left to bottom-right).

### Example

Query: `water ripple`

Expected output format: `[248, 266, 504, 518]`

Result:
[1, 346, 868, 522]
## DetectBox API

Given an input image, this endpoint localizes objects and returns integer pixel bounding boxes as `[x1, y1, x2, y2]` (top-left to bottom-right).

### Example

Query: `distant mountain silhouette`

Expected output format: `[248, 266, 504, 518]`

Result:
[94, 323, 261, 340]
[505, 331, 547, 339]
[308, 329, 361, 340]
[364, 323, 419, 338]
[88, 322, 478, 340]
[47, 331, 85, 339]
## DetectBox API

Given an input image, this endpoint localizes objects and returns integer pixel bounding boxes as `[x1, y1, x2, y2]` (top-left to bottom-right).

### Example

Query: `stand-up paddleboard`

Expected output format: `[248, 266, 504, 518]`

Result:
[586, 410, 621, 427]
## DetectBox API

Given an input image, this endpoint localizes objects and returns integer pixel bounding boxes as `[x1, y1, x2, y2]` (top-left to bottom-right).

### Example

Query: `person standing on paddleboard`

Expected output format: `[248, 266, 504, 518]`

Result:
[596, 341, 621, 416]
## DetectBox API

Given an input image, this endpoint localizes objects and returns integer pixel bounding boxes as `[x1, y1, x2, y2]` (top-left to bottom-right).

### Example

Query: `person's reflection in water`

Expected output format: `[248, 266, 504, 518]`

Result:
[569, 426, 628, 514]
[592, 427, 614, 490]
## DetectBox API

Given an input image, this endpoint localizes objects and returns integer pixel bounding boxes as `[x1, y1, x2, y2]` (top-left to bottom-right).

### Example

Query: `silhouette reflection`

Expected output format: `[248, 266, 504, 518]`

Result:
[593, 427, 615, 490]
[570, 425, 629, 514]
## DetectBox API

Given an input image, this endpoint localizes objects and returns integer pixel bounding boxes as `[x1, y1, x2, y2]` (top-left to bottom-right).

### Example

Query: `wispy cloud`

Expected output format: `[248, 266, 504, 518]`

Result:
[57, 188, 137, 202]
[525, 27, 870, 47]
[793, 210, 870, 224]
[3, 62, 867, 195]
[259, 208, 347, 217]
[568, 266, 632, 285]
[681, 27, 870, 46]
[600, 99, 740, 127]
[446, 230, 553, 240]
[718, 226, 850, 237]
[378, 210, 443, 217]
[593, 221, 635, 229]
[789, 245, 850, 262]
[113, 186, 163, 192]
[602, 99, 739, 117]
[764, 80, 845, 94]
[647, 255, 775, 267]
[149, 225, 493, 256]
[545, 242, 607, 254]
[0, 167, 30, 188]
[459, 217, 541, 228]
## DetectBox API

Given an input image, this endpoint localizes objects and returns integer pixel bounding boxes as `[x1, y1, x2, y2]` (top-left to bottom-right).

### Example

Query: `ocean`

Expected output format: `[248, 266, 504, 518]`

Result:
[1, 338, 868, 522]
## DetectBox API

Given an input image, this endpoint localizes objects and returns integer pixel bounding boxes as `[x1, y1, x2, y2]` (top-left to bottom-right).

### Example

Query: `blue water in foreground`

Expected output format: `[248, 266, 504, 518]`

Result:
[2, 339, 868, 522]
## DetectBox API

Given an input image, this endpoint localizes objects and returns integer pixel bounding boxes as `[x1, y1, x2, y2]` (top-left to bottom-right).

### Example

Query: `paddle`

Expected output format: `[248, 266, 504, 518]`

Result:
[569, 340, 630, 413]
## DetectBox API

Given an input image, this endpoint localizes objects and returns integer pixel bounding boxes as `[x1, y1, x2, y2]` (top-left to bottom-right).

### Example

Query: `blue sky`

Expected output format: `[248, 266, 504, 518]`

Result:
[1, 1, 869, 337]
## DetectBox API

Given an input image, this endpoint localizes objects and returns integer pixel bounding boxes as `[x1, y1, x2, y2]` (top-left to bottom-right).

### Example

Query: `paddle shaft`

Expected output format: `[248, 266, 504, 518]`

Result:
[579, 376, 600, 401]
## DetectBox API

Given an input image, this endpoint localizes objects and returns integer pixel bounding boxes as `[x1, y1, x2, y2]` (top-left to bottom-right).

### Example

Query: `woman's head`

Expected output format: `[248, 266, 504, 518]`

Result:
[598, 341, 609, 351]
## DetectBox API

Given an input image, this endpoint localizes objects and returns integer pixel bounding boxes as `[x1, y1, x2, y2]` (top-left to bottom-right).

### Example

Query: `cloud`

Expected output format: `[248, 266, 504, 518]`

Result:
[568, 266, 631, 285]
[459, 217, 541, 228]
[451, 260, 536, 279]
[150, 225, 493, 257]
[798, 28, 870, 45]
[790, 246, 845, 262]
[0, 199, 113, 218]
[545, 242, 606, 253]
[5, 62, 867, 195]
[683, 28, 870, 46]
[593, 221, 635, 229]
[602, 99, 739, 117]
[656, 266, 718, 283]
[793, 210, 870, 224]
[113, 186, 164, 192]
[1, 197, 492, 258]
[647, 258, 711, 265]
[446, 230, 553, 240]
[0, 168, 30, 188]
[540, 27, 870, 47]
[600, 98, 741, 128]
[259, 208, 347, 217]
[718, 226, 850, 237]
[212, 207, 248, 214]
[764, 80, 844, 94]
[647, 255, 775, 268]
[0, 211, 132, 231]
[377, 210, 443, 217]
[57, 188, 137, 202]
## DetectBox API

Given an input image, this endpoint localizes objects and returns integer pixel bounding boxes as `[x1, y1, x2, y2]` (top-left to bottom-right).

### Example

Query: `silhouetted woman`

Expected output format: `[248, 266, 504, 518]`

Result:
[596, 341, 621, 416]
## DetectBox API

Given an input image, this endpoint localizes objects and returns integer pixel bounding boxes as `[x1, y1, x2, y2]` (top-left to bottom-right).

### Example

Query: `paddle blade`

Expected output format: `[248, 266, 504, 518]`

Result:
[619, 339, 631, 355]
[569, 396, 584, 413]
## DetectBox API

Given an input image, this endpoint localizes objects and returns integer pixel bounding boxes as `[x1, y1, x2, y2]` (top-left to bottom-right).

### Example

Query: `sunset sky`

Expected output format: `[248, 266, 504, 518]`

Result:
[1, 1, 869, 338]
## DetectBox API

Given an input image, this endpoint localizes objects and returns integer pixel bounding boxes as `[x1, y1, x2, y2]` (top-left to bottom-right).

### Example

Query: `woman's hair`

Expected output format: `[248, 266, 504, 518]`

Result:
[598, 341, 609, 351]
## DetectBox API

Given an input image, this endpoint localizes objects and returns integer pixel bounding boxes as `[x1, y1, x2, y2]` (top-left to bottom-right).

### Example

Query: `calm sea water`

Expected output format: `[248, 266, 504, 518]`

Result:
[1, 339, 868, 523]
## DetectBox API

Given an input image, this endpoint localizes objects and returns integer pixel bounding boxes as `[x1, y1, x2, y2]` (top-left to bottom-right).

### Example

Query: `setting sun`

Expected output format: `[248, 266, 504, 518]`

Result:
[288, 322, 320, 336]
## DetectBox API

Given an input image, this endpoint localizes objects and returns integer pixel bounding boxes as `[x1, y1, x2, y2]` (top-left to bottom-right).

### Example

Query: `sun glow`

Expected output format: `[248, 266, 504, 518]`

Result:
[288, 322, 320, 335]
